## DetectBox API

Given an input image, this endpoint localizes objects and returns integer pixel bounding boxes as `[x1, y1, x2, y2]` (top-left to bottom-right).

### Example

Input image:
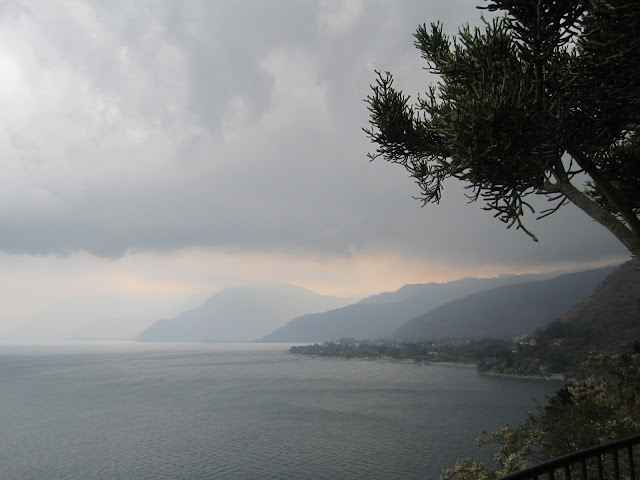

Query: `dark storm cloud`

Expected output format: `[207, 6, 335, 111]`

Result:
[0, 0, 629, 269]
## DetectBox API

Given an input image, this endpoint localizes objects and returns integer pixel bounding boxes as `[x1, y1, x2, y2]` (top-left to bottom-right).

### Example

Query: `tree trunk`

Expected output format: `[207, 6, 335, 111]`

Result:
[556, 180, 640, 258]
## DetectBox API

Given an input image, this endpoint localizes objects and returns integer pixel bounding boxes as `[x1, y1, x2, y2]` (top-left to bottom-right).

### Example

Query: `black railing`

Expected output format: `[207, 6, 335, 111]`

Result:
[498, 434, 640, 480]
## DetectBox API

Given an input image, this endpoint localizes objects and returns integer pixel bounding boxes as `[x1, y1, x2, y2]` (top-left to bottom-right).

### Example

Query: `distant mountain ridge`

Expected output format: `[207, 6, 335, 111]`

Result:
[137, 265, 622, 344]
[356, 274, 540, 305]
[259, 270, 600, 343]
[137, 284, 353, 342]
[471, 259, 640, 377]
[287, 262, 638, 378]
[394, 266, 616, 340]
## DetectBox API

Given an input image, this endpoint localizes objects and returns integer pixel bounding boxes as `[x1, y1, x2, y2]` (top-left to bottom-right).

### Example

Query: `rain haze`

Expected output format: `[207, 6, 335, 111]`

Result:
[0, 0, 629, 340]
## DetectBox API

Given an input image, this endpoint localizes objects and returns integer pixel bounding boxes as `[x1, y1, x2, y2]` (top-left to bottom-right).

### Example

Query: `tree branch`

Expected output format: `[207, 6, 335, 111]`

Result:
[568, 148, 640, 237]
[555, 180, 640, 257]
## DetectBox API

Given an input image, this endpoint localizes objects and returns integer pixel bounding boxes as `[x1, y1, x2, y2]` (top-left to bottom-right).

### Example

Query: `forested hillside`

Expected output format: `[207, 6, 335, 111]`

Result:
[393, 267, 615, 340]
[492, 260, 640, 376]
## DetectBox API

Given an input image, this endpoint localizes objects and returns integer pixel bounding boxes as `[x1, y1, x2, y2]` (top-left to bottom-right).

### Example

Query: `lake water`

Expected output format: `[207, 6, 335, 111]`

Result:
[0, 342, 562, 479]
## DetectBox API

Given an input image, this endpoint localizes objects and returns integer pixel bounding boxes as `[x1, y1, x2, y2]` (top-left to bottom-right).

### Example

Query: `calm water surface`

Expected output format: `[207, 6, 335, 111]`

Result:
[0, 342, 562, 479]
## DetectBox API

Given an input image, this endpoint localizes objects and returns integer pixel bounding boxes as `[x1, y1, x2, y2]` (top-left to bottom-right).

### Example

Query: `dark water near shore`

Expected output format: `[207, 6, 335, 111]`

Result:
[0, 342, 562, 479]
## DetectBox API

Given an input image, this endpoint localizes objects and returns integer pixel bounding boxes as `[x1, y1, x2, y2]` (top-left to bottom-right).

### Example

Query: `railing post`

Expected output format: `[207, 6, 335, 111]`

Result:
[580, 458, 587, 480]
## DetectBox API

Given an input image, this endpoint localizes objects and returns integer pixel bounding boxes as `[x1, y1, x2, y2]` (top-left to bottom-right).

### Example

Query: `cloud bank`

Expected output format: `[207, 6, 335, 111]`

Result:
[0, 1, 628, 272]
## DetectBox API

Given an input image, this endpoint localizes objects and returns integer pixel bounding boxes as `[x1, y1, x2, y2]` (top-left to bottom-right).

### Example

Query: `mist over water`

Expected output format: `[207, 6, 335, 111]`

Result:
[0, 342, 561, 479]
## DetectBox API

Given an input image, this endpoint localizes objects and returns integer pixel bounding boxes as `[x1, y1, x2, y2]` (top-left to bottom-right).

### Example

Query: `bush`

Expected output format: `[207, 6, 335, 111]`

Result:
[441, 344, 640, 479]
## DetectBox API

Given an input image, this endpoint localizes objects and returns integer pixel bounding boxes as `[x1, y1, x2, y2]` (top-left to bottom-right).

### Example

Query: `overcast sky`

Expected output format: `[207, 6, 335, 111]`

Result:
[0, 0, 629, 340]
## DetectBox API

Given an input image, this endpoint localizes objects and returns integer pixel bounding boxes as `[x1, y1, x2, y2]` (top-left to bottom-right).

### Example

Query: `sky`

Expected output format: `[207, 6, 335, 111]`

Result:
[0, 0, 630, 340]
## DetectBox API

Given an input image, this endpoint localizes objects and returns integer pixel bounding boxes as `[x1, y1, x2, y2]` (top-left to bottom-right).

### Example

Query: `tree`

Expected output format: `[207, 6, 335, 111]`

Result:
[365, 0, 640, 257]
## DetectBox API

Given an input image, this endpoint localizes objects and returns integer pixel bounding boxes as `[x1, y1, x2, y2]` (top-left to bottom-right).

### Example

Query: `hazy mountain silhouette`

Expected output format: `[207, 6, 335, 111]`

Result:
[259, 272, 569, 343]
[393, 266, 616, 340]
[472, 260, 640, 376]
[137, 284, 353, 342]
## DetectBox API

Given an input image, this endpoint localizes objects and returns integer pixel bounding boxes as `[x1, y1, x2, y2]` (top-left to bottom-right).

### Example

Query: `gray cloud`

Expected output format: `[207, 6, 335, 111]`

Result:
[0, 0, 629, 270]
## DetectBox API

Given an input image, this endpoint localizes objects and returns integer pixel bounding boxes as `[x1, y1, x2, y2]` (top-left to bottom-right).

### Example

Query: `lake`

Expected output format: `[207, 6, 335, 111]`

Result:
[0, 342, 562, 479]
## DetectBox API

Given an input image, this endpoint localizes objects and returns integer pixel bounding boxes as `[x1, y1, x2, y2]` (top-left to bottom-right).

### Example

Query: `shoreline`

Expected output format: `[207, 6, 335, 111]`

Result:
[291, 353, 564, 381]
[478, 370, 565, 381]
[290, 353, 474, 366]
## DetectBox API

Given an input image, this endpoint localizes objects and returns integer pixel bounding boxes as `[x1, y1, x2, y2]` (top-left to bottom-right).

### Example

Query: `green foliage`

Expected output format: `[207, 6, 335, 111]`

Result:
[441, 458, 499, 480]
[441, 345, 640, 479]
[365, 0, 640, 256]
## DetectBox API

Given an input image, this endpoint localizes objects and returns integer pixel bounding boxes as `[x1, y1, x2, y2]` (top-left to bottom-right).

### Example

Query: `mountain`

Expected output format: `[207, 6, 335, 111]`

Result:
[474, 259, 640, 376]
[537, 260, 640, 346]
[393, 266, 616, 340]
[259, 272, 566, 343]
[137, 284, 353, 342]
[285, 262, 638, 378]
[528, 260, 640, 365]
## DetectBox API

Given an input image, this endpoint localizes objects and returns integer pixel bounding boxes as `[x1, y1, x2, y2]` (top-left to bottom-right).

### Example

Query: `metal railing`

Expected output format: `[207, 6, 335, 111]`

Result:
[498, 434, 640, 480]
